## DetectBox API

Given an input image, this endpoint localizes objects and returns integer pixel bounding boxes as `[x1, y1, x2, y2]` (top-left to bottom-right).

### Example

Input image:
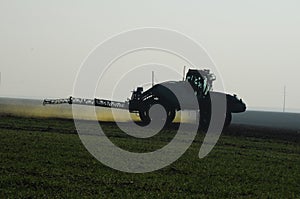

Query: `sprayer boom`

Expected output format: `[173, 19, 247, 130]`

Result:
[43, 96, 128, 110]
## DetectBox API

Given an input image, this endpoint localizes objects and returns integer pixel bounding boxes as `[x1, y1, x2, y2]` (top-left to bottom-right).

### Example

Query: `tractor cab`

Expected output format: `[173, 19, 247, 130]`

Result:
[185, 69, 216, 96]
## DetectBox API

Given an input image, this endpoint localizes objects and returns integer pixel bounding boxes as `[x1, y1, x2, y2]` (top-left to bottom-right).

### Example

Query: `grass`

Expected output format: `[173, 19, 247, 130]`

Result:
[0, 115, 299, 198]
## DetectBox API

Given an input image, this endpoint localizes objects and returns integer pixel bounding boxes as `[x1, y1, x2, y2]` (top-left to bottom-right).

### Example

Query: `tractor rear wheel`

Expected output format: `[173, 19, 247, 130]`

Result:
[138, 101, 175, 126]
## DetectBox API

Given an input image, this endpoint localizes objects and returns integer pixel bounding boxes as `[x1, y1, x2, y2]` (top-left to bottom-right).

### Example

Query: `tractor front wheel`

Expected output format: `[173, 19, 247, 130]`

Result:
[223, 113, 232, 128]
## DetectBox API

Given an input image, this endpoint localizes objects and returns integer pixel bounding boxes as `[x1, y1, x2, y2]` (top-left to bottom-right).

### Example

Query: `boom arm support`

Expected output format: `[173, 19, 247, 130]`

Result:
[43, 96, 129, 110]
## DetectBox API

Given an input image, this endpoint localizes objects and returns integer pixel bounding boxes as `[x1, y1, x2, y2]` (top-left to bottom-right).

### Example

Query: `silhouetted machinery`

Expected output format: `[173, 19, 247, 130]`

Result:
[43, 69, 246, 129]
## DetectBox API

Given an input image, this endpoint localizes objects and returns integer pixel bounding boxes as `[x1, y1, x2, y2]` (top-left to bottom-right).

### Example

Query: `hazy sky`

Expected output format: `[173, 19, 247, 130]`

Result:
[0, 1, 299, 112]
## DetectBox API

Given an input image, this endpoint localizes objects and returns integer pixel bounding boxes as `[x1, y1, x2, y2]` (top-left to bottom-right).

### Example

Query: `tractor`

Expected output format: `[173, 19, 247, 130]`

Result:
[43, 68, 246, 129]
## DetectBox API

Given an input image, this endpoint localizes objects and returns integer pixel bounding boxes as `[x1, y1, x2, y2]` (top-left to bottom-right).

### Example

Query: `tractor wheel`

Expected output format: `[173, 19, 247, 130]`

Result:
[138, 108, 151, 125]
[138, 101, 175, 126]
[167, 109, 176, 124]
[199, 109, 211, 132]
[223, 113, 232, 128]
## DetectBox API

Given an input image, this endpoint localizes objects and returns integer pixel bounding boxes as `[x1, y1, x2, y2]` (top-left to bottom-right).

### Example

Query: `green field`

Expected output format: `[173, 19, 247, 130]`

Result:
[0, 115, 299, 198]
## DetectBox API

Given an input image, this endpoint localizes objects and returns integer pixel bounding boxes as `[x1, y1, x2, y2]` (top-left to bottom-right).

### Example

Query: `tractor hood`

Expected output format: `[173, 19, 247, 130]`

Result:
[224, 93, 246, 113]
